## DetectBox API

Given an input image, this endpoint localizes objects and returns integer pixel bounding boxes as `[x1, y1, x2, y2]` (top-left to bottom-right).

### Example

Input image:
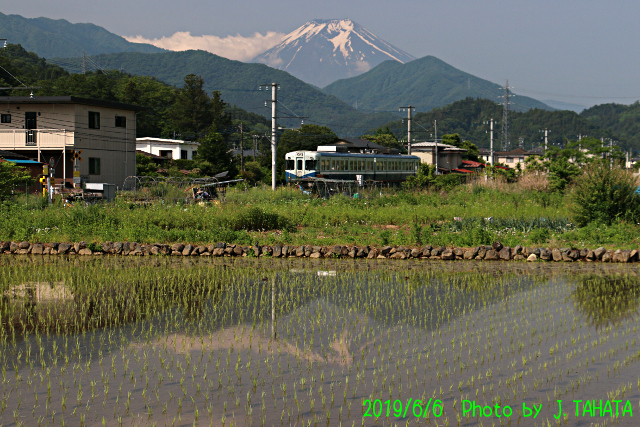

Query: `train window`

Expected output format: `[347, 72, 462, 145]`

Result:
[297, 159, 303, 170]
[305, 160, 316, 170]
[286, 159, 294, 170]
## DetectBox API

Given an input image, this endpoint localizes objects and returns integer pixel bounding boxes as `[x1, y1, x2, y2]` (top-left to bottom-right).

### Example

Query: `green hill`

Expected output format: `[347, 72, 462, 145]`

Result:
[580, 103, 640, 149]
[68, 50, 399, 136]
[0, 12, 163, 58]
[323, 56, 552, 114]
[376, 98, 614, 150]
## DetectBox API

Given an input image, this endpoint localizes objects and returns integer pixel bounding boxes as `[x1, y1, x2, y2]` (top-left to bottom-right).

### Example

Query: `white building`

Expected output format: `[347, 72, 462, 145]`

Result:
[136, 137, 199, 160]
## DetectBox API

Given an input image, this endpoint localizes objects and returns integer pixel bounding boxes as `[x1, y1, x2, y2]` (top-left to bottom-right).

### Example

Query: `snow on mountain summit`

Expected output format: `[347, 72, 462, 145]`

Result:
[252, 19, 415, 88]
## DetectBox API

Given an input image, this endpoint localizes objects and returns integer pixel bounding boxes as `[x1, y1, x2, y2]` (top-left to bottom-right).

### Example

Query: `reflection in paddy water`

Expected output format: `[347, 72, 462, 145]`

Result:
[0, 257, 639, 426]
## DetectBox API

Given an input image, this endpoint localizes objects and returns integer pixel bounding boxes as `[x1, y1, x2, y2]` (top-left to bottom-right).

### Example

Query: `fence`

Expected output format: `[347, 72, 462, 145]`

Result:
[120, 176, 246, 203]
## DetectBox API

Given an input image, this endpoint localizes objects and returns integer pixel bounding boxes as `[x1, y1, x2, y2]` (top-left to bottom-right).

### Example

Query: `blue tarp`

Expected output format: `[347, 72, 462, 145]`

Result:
[2, 159, 42, 164]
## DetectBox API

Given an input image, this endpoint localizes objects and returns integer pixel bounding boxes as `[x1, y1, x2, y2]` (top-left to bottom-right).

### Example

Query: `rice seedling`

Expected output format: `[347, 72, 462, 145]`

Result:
[0, 257, 638, 425]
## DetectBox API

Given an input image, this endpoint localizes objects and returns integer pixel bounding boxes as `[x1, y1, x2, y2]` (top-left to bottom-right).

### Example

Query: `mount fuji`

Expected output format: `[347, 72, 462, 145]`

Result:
[252, 19, 415, 88]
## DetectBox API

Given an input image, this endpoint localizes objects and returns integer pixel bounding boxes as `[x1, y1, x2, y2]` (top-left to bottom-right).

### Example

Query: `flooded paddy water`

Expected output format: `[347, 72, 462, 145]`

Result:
[0, 256, 639, 426]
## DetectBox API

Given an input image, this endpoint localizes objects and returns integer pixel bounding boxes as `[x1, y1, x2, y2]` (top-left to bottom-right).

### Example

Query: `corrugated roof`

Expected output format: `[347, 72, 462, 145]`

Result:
[461, 160, 484, 167]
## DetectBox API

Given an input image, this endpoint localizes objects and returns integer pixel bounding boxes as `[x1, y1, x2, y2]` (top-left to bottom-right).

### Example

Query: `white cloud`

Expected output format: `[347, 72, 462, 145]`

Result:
[354, 60, 371, 73]
[254, 53, 283, 68]
[125, 31, 285, 62]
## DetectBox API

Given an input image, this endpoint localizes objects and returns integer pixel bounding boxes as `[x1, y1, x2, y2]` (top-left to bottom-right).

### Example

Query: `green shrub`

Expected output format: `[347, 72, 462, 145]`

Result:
[529, 228, 551, 244]
[232, 207, 294, 232]
[571, 162, 640, 227]
[380, 230, 391, 246]
[410, 222, 423, 246]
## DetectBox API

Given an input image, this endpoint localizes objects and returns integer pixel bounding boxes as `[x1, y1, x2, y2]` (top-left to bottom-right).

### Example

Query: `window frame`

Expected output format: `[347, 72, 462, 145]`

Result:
[88, 111, 100, 129]
[88, 157, 101, 175]
[0, 114, 11, 124]
[115, 115, 127, 128]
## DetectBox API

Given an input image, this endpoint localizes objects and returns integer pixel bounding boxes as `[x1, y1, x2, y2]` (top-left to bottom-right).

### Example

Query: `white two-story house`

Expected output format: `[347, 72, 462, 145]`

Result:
[0, 96, 142, 187]
[136, 137, 199, 160]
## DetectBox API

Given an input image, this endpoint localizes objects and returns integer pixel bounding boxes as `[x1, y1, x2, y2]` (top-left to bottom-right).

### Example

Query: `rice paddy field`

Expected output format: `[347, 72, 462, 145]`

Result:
[1, 257, 640, 426]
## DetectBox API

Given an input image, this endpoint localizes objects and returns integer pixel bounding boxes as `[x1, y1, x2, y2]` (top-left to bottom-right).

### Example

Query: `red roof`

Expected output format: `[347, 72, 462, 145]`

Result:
[452, 168, 473, 173]
[494, 165, 510, 170]
[461, 160, 484, 168]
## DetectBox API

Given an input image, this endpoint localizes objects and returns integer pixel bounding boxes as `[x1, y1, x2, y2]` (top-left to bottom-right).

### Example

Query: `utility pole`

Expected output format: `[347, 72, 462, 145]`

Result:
[260, 83, 279, 190]
[540, 128, 550, 151]
[484, 119, 494, 166]
[399, 106, 414, 155]
[434, 120, 439, 174]
[238, 122, 244, 172]
[252, 134, 259, 159]
[500, 80, 513, 151]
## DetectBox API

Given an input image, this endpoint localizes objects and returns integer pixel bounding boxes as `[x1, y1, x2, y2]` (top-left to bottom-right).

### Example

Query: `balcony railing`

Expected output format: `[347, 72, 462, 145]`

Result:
[0, 129, 74, 149]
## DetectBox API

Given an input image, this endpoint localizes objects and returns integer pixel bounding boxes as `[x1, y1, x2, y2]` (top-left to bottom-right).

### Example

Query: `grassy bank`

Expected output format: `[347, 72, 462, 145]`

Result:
[1, 180, 640, 249]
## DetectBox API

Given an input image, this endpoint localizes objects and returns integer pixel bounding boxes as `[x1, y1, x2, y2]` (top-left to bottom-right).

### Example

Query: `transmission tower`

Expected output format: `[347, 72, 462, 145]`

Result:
[499, 80, 513, 151]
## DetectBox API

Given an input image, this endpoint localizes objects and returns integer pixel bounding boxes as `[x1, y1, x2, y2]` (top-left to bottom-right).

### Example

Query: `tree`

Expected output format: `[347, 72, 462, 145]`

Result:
[166, 74, 217, 138]
[0, 160, 32, 201]
[441, 133, 480, 161]
[361, 126, 402, 150]
[196, 129, 236, 177]
[571, 161, 640, 226]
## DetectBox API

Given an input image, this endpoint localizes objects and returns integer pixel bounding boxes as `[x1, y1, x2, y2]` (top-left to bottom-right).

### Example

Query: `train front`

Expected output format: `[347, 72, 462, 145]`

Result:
[285, 151, 318, 182]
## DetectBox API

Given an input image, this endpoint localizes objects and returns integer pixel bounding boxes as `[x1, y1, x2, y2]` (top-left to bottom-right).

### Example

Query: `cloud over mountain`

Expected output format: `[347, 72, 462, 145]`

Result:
[124, 31, 284, 61]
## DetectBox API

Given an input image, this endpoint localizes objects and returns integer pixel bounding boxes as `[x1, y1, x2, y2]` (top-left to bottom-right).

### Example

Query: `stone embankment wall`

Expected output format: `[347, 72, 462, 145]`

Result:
[0, 240, 637, 262]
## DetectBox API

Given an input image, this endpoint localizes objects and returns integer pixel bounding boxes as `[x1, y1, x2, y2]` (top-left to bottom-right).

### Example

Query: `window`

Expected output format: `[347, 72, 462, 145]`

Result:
[181, 150, 188, 160]
[305, 160, 316, 170]
[0, 114, 10, 123]
[159, 150, 172, 159]
[88, 111, 100, 129]
[286, 159, 294, 170]
[89, 158, 101, 175]
[297, 159, 302, 170]
[507, 158, 514, 163]
[115, 116, 127, 128]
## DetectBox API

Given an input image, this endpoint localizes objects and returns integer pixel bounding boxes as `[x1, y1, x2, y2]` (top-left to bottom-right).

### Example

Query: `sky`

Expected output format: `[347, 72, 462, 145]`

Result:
[3, 0, 639, 110]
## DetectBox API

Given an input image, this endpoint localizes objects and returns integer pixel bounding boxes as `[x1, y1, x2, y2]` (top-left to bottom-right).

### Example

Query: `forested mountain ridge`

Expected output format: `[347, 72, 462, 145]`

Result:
[580, 103, 640, 148]
[0, 12, 163, 58]
[376, 98, 619, 151]
[61, 49, 399, 136]
[323, 56, 552, 114]
[0, 44, 267, 139]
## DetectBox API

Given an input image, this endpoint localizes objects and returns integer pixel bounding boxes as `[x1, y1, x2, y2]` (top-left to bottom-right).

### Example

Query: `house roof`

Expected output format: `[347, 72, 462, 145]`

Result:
[136, 137, 198, 145]
[461, 160, 485, 168]
[0, 96, 145, 111]
[452, 168, 473, 173]
[411, 142, 467, 152]
[0, 150, 31, 160]
[494, 148, 533, 156]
